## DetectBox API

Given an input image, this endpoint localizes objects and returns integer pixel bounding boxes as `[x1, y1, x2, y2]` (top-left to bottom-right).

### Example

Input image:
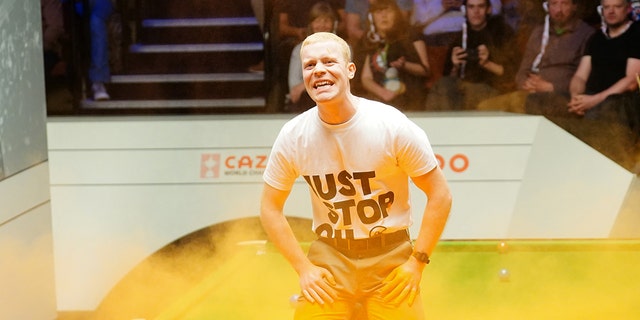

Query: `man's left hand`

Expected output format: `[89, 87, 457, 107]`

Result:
[379, 258, 424, 306]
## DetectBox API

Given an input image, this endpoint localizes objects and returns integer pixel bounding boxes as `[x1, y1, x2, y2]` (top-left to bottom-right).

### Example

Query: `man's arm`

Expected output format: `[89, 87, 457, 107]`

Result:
[260, 183, 337, 304]
[380, 166, 452, 306]
[409, 166, 452, 262]
[361, 55, 399, 102]
[569, 55, 591, 97]
[569, 57, 640, 114]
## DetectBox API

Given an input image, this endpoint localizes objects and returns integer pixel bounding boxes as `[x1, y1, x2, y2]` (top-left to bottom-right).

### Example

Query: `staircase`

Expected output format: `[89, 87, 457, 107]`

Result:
[81, 0, 269, 113]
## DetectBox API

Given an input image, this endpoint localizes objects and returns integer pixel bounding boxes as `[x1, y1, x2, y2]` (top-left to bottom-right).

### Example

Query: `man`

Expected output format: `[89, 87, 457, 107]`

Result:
[260, 32, 451, 319]
[411, 0, 502, 46]
[567, 0, 640, 123]
[425, 0, 517, 110]
[477, 0, 595, 115]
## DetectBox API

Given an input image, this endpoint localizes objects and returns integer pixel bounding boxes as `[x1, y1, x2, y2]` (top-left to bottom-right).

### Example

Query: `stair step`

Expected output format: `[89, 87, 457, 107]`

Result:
[138, 0, 254, 19]
[111, 73, 264, 83]
[142, 17, 258, 28]
[130, 42, 263, 53]
[106, 80, 265, 100]
[122, 50, 263, 74]
[139, 24, 262, 45]
[81, 98, 266, 109]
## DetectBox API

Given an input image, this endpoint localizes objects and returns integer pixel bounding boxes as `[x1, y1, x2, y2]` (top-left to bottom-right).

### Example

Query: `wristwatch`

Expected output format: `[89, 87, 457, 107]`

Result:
[412, 251, 431, 264]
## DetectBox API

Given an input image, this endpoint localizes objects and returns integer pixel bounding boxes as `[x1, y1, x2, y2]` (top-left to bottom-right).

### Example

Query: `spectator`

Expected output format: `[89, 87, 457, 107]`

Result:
[86, 0, 115, 101]
[248, 0, 266, 73]
[355, 0, 431, 111]
[567, 0, 640, 126]
[288, 2, 340, 112]
[344, 0, 413, 46]
[411, 0, 501, 47]
[425, 0, 518, 110]
[411, 0, 502, 88]
[41, 0, 66, 80]
[476, 0, 595, 115]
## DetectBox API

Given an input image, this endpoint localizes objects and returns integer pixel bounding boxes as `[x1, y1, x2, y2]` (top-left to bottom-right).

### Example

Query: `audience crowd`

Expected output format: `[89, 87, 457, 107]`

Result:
[273, 0, 640, 170]
[42, 0, 640, 169]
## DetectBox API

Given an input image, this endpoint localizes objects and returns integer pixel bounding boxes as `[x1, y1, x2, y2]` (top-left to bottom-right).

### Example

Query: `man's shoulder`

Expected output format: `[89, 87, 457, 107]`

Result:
[359, 97, 406, 116]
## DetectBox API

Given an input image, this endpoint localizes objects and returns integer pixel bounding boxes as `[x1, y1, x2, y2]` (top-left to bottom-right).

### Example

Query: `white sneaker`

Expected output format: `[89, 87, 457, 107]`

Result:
[92, 82, 110, 101]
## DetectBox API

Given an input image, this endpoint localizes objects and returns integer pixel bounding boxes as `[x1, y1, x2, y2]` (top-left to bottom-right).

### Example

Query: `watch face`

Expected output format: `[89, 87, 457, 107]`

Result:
[413, 251, 430, 264]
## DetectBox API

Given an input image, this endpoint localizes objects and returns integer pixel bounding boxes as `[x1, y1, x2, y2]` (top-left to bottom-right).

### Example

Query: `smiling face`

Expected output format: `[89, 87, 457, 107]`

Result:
[300, 36, 356, 105]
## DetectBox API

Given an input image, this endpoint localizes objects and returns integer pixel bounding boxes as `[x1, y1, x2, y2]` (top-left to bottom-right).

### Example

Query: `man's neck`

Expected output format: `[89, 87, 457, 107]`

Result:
[551, 17, 577, 35]
[607, 19, 632, 38]
[317, 94, 358, 125]
[470, 21, 488, 31]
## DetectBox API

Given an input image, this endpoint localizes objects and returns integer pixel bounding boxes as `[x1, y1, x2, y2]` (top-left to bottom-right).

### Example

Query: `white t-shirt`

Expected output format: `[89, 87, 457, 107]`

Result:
[264, 98, 438, 239]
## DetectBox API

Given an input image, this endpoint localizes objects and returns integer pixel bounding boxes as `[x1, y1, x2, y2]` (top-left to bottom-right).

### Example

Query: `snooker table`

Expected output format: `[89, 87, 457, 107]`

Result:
[152, 239, 640, 320]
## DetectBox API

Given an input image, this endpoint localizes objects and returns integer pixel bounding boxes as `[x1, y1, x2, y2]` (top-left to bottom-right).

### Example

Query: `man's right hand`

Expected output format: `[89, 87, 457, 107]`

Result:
[298, 264, 338, 305]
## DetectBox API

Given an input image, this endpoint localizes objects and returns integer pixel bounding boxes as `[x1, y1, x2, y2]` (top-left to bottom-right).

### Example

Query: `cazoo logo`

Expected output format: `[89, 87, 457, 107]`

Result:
[435, 153, 469, 173]
[201, 153, 268, 179]
[201, 152, 469, 179]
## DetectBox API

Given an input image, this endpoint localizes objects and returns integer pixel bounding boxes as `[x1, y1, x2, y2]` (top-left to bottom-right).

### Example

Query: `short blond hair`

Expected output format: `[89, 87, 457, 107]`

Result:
[301, 32, 352, 62]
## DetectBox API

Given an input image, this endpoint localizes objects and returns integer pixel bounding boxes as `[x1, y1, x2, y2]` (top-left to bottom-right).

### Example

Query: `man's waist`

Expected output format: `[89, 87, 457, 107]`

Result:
[318, 229, 410, 257]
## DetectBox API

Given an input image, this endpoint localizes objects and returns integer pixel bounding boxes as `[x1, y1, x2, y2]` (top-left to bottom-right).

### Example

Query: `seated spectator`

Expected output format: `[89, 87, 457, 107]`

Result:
[477, 0, 595, 115]
[287, 2, 340, 112]
[411, 0, 502, 88]
[344, 0, 412, 46]
[248, 0, 266, 73]
[411, 0, 501, 46]
[354, 0, 431, 111]
[567, 0, 640, 127]
[41, 0, 66, 80]
[425, 0, 518, 110]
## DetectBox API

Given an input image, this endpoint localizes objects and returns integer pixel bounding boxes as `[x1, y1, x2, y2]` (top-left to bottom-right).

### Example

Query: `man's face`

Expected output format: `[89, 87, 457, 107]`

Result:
[601, 0, 631, 27]
[466, 0, 491, 30]
[548, 0, 577, 27]
[301, 41, 355, 103]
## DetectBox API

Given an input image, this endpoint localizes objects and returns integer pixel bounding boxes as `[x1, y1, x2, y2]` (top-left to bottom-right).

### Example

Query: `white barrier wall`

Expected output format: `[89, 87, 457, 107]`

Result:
[0, 0, 55, 319]
[0, 164, 56, 320]
[47, 112, 638, 311]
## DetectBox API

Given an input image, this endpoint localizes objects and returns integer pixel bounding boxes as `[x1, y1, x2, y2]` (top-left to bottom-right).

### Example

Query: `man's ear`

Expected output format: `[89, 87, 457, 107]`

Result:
[348, 62, 356, 79]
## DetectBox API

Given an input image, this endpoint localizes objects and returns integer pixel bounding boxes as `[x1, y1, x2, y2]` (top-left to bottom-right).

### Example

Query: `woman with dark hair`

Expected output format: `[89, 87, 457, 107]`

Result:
[355, 0, 431, 111]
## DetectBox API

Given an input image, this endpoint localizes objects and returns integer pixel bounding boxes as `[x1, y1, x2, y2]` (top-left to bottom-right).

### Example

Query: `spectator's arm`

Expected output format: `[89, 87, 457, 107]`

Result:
[569, 55, 591, 97]
[279, 13, 305, 40]
[361, 54, 397, 102]
[411, 0, 448, 27]
[345, 12, 364, 45]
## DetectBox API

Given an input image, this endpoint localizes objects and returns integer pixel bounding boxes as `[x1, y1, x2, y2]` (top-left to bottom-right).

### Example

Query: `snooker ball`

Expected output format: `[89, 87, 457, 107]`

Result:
[499, 268, 510, 282]
[497, 241, 508, 254]
[289, 294, 301, 308]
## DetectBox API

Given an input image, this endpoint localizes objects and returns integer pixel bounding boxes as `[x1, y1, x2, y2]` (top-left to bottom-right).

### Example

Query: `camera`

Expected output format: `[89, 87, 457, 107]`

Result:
[465, 48, 479, 63]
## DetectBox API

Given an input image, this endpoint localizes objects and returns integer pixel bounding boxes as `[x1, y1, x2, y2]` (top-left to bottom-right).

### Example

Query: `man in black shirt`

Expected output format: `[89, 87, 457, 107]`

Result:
[425, 0, 519, 110]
